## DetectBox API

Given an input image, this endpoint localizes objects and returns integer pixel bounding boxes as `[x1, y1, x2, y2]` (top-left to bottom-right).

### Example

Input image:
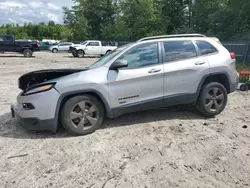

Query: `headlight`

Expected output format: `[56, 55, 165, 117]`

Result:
[24, 84, 55, 95]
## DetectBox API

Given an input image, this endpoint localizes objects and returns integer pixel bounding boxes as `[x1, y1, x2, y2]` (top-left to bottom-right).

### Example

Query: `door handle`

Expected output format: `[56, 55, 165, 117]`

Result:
[195, 61, 206, 65]
[148, 68, 161, 73]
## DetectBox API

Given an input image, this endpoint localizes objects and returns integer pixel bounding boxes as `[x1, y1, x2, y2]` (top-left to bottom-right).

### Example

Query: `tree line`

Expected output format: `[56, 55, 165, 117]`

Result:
[0, 0, 250, 41]
[0, 21, 71, 41]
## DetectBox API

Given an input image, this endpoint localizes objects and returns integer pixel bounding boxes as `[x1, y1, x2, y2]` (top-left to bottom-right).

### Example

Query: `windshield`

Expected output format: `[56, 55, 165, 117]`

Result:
[88, 43, 133, 69]
[81, 42, 87, 45]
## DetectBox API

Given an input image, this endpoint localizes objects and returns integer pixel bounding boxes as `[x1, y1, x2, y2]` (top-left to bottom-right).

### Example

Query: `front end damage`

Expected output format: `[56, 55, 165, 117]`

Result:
[12, 68, 88, 132]
[18, 68, 87, 91]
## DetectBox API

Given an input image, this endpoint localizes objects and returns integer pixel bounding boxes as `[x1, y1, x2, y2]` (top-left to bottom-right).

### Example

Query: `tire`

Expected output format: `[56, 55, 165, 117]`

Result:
[72, 52, 78, 57]
[77, 50, 85, 58]
[23, 49, 33, 57]
[52, 48, 58, 53]
[240, 84, 248, 91]
[197, 82, 228, 117]
[106, 50, 111, 54]
[60, 95, 104, 136]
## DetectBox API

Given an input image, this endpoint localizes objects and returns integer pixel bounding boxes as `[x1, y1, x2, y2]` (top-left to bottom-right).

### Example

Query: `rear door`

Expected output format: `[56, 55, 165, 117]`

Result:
[108, 42, 164, 112]
[3, 36, 15, 52]
[162, 40, 210, 105]
[58, 43, 69, 51]
[61, 43, 72, 51]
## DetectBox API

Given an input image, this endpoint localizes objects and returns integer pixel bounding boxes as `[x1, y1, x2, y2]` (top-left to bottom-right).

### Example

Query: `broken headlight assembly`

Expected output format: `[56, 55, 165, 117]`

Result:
[22, 83, 56, 96]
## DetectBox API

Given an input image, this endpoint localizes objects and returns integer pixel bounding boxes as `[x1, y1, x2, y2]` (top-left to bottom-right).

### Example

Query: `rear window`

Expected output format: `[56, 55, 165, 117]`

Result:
[6, 36, 13, 41]
[195, 41, 217, 55]
[88, 42, 100, 46]
[163, 41, 197, 62]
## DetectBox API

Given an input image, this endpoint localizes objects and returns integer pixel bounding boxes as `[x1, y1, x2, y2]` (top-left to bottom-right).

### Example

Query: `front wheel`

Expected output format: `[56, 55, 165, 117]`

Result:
[23, 49, 33, 57]
[197, 82, 228, 117]
[77, 50, 85, 58]
[60, 95, 104, 136]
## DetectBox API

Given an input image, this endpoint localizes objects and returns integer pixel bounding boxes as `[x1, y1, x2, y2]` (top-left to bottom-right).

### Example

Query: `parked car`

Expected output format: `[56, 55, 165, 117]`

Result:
[69, 40, 117, 57]
[0, 35, 40, 57]
[39, 42, 52, 51]
[49, 42, 74, 53]
[11, 34, 238, 136]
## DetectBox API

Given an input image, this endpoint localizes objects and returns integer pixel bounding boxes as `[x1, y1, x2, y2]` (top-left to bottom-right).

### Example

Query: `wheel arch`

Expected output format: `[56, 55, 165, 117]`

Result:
[106, 50, 112, 54]
[22, 47, 33, 52]
[197, 72, 231, 97]
[54, 89, 112, 130]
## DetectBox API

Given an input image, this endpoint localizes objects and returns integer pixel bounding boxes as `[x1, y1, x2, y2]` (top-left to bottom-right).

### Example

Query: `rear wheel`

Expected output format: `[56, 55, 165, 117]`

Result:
[197, 82, 227, 117]
[52, 48, 58, 53]
[23, 49, 33, 57]
[77, 50, 85, 58]
[106, 50, 111, 54]
[60, 95, 104, 136]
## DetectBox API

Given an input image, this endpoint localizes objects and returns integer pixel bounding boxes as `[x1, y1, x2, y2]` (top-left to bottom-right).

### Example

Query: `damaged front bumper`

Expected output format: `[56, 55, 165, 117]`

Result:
[10, 89, 60, 132]
[68, 46, 77, 53]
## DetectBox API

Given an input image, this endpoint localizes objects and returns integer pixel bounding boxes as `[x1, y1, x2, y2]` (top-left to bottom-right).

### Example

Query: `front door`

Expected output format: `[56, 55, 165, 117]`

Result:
[85, 42, 101, 55]
[108, 42, 164, 113]
[161, 40, 210, 105]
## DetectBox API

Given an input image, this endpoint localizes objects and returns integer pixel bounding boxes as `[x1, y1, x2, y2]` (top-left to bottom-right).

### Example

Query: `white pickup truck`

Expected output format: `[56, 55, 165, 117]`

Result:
[69, 40, 117, 58]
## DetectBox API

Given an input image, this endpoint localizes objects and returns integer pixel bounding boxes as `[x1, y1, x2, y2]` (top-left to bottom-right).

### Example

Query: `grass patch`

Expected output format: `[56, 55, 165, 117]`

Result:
[236, 62, 250, 72]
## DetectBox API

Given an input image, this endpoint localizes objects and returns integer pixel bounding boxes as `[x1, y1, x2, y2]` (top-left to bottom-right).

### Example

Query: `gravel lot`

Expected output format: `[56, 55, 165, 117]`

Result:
[0, 51, 249, 188]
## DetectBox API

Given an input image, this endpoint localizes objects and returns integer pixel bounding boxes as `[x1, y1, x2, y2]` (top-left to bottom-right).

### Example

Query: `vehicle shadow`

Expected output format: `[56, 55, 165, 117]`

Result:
[63, 56, 100, 58]
[0, 105, 205, 140]
[0, 55, 35, 58]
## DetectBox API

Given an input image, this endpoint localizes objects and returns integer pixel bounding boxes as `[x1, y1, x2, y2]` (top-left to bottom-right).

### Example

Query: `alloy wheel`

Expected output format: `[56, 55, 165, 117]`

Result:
[70, 100, 99, 131]
[204, 87, 225, 112]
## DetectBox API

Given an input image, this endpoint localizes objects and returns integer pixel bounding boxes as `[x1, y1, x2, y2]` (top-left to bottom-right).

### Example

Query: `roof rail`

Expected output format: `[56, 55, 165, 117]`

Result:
[137, 34, 206, 42]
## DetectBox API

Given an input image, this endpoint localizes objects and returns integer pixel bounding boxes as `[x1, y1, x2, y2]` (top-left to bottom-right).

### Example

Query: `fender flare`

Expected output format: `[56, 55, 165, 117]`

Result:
[53, 89, 113, 130]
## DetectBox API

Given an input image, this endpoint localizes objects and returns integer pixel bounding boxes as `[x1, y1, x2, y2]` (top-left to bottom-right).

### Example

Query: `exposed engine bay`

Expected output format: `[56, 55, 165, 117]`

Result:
[18, 68, 88, 90]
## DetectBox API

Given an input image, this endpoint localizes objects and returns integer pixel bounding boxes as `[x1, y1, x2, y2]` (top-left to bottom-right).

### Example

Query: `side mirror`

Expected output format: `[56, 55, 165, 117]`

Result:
[110, 60, 128, 70]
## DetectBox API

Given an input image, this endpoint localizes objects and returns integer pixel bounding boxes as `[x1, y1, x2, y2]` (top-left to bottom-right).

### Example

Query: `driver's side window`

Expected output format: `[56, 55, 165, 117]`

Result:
[117, 43, 159, 69]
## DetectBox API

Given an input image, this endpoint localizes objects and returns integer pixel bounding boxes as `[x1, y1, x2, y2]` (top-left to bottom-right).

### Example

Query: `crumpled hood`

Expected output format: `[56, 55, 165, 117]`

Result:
[18, 68, 88, 91]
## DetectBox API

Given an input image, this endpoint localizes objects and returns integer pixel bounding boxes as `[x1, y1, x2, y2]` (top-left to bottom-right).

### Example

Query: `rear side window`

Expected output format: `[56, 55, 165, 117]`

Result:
[163, 41, 197, 62]
[6, 36, 13, 41]
[195, 41, 217, 55]
[88, 42, 100, 46]
[0, 36, 3, 41]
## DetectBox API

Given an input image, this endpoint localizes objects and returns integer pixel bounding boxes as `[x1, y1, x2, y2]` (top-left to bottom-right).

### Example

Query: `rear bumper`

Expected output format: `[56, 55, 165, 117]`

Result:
[229, 76, 239, 93]
[32, 47, 40, 52]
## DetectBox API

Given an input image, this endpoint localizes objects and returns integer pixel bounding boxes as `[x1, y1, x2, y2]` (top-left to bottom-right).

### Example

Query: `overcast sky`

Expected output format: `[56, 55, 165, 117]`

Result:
[0, 0, 74, 25]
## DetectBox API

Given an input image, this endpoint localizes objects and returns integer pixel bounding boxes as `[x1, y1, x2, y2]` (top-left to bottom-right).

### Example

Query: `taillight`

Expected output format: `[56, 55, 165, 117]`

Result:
[37, 43, 40, 47]
[230, 52, 236, 59]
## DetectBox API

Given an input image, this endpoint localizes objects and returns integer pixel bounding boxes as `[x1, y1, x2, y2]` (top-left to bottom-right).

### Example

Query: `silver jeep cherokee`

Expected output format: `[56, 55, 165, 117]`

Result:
[11, 34, 239, 135]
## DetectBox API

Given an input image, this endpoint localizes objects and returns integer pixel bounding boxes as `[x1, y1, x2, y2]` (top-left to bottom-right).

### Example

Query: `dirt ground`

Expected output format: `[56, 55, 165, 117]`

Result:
[0, 51, 249, 188]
